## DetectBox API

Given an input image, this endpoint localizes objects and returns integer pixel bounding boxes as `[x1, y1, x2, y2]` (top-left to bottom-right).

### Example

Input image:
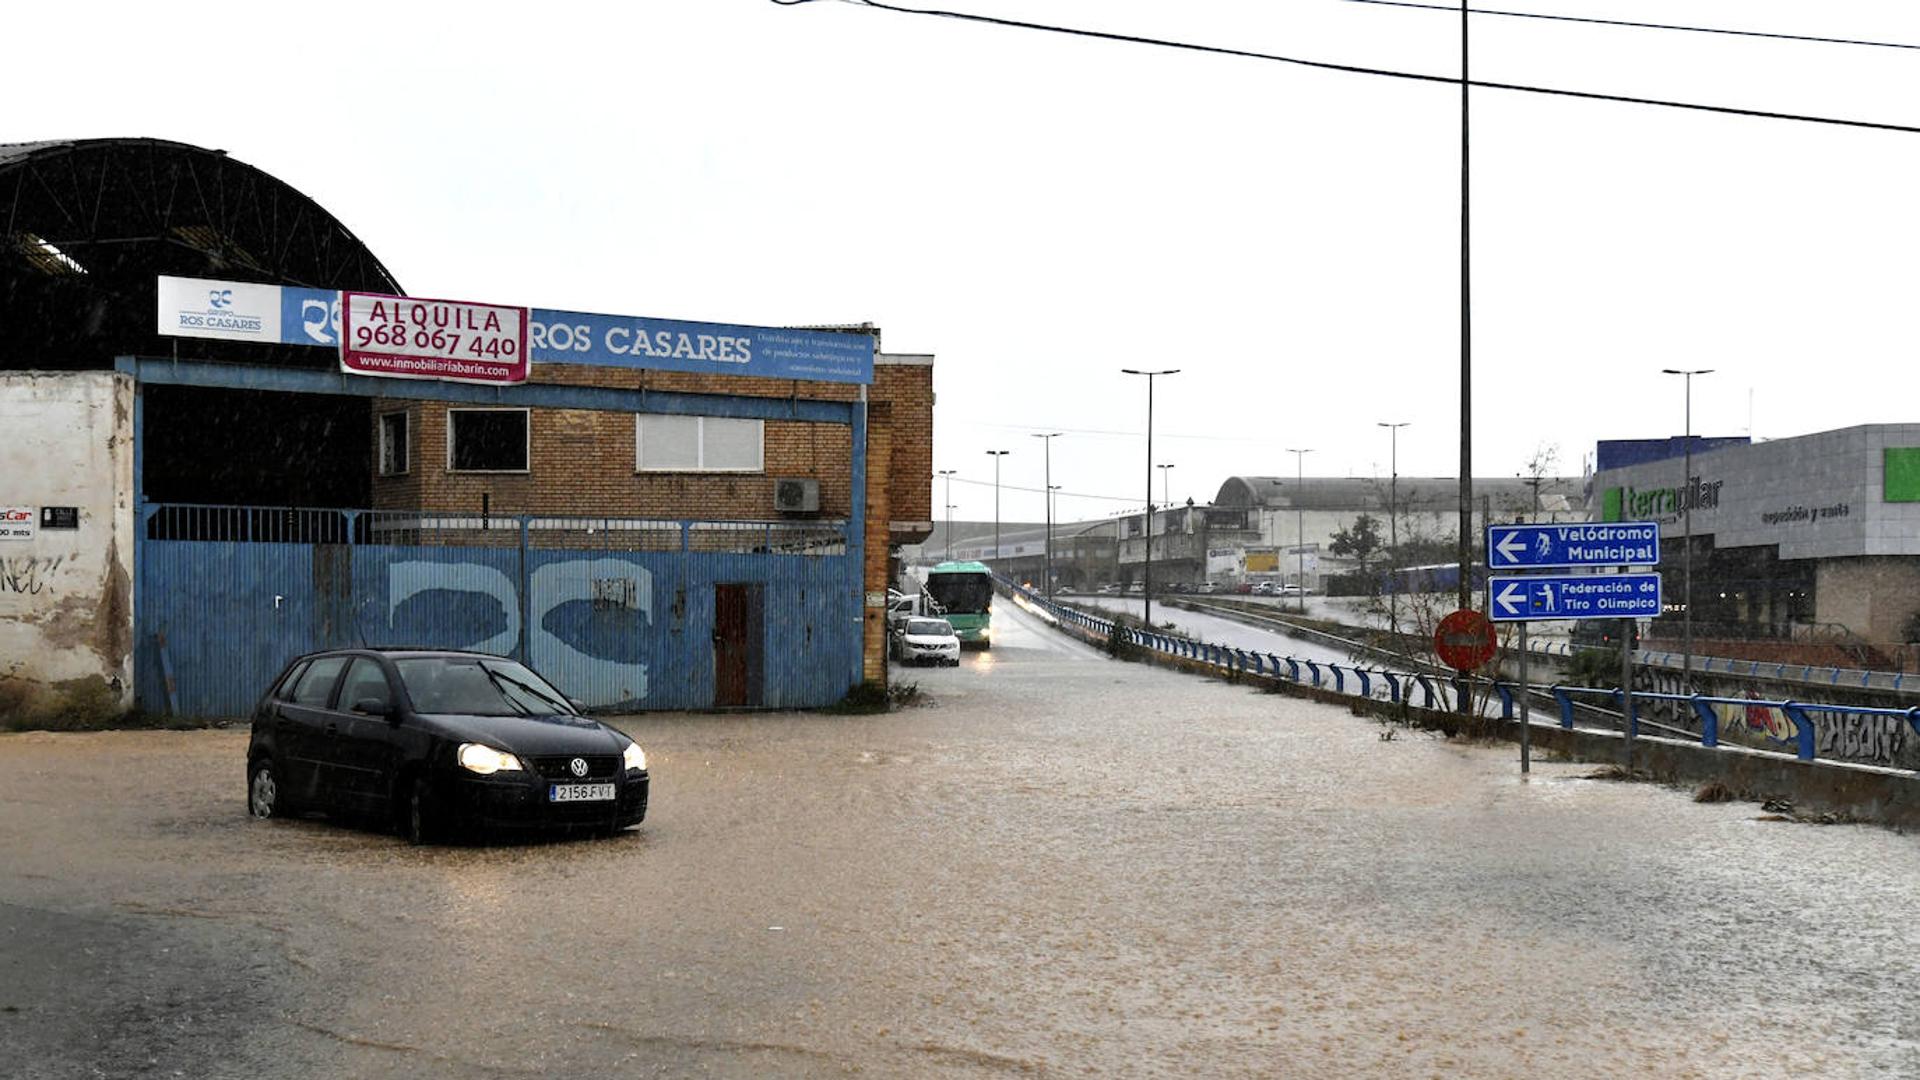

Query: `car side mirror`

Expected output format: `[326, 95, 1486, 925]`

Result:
[352, 697, 393, 719]
[567, 698, 587, 714]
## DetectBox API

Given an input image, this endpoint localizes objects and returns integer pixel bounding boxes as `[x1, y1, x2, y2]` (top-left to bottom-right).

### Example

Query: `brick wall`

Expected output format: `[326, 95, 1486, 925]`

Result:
[863, 404, 894, 686]
[874, 357, 933, 536]
[370, 352, 932, 534]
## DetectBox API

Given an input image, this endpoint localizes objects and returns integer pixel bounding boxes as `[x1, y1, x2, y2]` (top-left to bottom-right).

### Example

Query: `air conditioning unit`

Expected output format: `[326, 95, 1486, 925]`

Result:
[774, 477, 820, 513]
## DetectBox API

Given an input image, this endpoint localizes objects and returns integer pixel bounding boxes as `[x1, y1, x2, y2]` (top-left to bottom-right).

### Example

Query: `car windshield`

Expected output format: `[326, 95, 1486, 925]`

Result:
[395, 657, 575, 716]
[906, 619, 952, 637]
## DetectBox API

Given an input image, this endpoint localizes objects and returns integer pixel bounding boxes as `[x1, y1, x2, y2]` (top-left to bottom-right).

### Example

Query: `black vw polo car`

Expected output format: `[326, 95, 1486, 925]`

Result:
[247, 648, 649, 844]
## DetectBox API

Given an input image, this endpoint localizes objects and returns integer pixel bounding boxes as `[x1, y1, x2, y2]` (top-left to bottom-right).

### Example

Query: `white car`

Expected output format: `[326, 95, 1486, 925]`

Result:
[892, 617, 961, 666]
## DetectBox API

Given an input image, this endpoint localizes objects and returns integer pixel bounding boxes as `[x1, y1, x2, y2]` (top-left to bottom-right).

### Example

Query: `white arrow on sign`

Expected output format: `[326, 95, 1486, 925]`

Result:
[1494, 581, 1526, 617]
[1494, 531, 1527, 564]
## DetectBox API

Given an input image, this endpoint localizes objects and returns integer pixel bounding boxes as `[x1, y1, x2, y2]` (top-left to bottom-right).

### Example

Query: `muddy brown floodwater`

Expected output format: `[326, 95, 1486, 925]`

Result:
[3, 600, 1918, 1078]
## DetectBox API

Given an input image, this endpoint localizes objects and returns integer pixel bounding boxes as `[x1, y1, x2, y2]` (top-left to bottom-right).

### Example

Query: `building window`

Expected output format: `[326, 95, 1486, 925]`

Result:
[378, 412, 409, 476]
[635, 414, 764, 473]
[447, 408, 530, 473]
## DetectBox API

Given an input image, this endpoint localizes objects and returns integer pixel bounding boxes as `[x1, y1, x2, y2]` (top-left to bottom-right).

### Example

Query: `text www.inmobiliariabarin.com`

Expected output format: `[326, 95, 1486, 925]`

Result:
[349, 353, 521, 380]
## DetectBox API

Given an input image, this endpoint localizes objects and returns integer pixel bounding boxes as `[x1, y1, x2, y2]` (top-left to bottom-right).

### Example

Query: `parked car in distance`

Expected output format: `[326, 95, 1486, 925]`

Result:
[892, 617, 961, 666]
[1250, 581, 1273, 596]
[247, 648, 649, 844]
[1098, 583, 1122, 594]
[1277, 584, 1306, 597]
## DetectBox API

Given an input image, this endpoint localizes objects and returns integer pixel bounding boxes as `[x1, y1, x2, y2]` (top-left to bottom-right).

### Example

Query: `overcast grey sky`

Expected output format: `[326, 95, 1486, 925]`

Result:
[10, 1, 1918, 525]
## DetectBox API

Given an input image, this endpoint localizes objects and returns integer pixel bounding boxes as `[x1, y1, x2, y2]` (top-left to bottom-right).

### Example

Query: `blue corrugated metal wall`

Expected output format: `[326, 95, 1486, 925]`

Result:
[136, 507, 860, 717]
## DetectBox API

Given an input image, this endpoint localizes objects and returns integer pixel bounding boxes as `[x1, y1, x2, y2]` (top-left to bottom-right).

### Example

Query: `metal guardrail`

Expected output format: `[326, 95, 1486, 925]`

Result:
[1000, 579, 1920, 770]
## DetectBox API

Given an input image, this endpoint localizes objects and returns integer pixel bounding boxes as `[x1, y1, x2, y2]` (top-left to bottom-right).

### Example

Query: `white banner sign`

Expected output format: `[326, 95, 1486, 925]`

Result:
[155, 276, 284, 342]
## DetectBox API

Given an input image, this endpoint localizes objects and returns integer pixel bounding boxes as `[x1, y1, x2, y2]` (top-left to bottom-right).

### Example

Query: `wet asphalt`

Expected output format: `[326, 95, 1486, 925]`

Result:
[2, 599, 1918, 1078]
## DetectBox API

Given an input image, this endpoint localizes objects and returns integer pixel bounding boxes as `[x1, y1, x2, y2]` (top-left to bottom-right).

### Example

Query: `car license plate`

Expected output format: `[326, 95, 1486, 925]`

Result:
[549, 783, 615, 803]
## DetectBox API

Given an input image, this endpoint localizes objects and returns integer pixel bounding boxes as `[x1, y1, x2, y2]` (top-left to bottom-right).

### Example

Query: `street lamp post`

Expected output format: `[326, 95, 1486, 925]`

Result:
[1048, 484, 1062, 591]
[1032, 433, 1062, 601]
[1122, 368, 1180, 629]
[1287, 448, 1312, 613]
[1661, 367, 1713, 688]
[1157, 463, 1175, 512]
[936, 469, 957, 561]
[1377, 422, 1410, 640]
[985, 450, 1010, 569]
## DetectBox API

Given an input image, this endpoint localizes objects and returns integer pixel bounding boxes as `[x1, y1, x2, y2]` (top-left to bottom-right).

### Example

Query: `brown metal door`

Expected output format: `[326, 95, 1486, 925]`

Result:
[714, 584, 761, 707]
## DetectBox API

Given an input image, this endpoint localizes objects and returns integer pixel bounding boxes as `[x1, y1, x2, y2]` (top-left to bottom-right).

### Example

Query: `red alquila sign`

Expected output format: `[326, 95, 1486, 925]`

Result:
[340, 292, 529, 385]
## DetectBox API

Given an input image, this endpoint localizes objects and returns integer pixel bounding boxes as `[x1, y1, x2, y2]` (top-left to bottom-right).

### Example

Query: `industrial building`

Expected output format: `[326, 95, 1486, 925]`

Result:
[1, 138, 932, 718]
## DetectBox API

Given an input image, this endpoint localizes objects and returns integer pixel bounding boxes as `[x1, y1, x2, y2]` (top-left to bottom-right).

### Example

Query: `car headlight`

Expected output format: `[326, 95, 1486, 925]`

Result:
[457, 743, 523, 776]
[623, 741, 648, 772]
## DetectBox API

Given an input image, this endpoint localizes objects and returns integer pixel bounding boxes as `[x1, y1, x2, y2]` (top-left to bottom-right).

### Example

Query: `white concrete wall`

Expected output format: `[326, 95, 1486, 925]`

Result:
[0, 371, 135, 712]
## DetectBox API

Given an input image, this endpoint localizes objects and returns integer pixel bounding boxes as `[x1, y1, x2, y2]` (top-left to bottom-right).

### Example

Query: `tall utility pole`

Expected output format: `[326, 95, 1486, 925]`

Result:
[1378, 422, 1410, 639]
[1286, 448, 1312, 613]
[1122, 368, 1179, 630]
[1661, 367, 1713, 688]
[1032, 433, 1061, 600]
[936, 469, 957, 561]
[1447, 0, 1473, 729]
[985, 450, 1009, 569]
[1157, 463, 1175, 512]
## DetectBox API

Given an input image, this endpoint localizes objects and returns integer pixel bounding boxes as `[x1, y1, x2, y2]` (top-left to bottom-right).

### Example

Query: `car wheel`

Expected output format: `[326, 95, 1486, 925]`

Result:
[248, 758, 287, 819]
[405, 775, 443, 846]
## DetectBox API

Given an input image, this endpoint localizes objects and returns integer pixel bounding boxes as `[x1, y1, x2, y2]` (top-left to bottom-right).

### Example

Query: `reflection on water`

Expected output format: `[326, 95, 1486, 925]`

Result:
[2, 620, 1917, 1077]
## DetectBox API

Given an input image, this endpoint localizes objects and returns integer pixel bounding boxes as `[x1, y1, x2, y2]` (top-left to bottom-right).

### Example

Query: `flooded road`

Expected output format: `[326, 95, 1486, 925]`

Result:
[1070, 594, 1362, 667]
[3, 599, 1918, 1077]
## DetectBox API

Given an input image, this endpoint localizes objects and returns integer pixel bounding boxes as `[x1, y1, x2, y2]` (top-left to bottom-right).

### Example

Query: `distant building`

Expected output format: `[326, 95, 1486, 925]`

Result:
[1590, 424, 1920, 653]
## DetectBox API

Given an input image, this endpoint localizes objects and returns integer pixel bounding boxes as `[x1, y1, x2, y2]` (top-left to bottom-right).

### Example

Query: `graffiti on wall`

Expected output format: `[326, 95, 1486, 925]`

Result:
[0, 555, 66, 596]
[385, 558, 656, 705]
[1817, 713, 1909, 765]
[1633, 667, 1915, 768]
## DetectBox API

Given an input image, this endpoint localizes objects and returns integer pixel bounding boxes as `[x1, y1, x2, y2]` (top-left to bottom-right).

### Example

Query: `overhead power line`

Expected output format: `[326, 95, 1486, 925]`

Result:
[943, 473, 1142, 505]
[1345, 0, 1920, 53]
[771, 0, 1920, 135]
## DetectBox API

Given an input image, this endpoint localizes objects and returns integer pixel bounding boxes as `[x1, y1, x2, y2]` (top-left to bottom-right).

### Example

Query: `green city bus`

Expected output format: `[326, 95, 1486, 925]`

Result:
[925, 560, 995, 648]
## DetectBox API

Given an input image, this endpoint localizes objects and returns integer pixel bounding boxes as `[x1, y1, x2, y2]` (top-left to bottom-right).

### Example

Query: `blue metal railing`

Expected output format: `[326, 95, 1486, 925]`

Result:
[140, 502, 852, 555]
[997, 578, 1920, 772]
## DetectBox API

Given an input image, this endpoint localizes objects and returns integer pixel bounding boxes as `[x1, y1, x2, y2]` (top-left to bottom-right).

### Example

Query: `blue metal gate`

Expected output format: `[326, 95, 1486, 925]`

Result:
[136, 504, 861, 716]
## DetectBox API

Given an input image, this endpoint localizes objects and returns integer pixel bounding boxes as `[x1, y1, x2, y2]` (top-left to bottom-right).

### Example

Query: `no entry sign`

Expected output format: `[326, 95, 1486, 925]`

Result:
[341, 292, 529, 385]
[1433, 608, 1497, 671]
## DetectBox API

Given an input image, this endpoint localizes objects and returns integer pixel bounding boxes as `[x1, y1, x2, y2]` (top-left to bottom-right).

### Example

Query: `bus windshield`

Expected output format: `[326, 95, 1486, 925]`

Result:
[926, 572, 992, 614]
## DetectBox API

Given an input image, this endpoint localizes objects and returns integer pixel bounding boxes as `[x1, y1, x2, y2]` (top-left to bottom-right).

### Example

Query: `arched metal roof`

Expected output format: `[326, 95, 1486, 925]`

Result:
[1215, 474, 1583, 513]
[1, 138, 402, 368]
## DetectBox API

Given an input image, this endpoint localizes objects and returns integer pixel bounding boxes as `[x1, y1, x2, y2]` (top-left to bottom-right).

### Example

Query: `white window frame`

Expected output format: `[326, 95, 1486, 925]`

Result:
[446, 407, 531, 474]
[378, 410, 410, 477]
[634, 414, 765, 474]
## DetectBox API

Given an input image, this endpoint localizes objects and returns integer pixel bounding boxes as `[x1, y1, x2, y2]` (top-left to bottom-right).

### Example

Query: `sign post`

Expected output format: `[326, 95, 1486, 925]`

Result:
[1485, 521, 1661, 773]
[1518, 621, 1530, 772]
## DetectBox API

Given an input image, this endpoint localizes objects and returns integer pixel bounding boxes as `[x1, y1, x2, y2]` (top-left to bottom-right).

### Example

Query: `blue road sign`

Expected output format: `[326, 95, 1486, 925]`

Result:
[1488, 573, 1662, 622]
[1486, 521, 1660, 570]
